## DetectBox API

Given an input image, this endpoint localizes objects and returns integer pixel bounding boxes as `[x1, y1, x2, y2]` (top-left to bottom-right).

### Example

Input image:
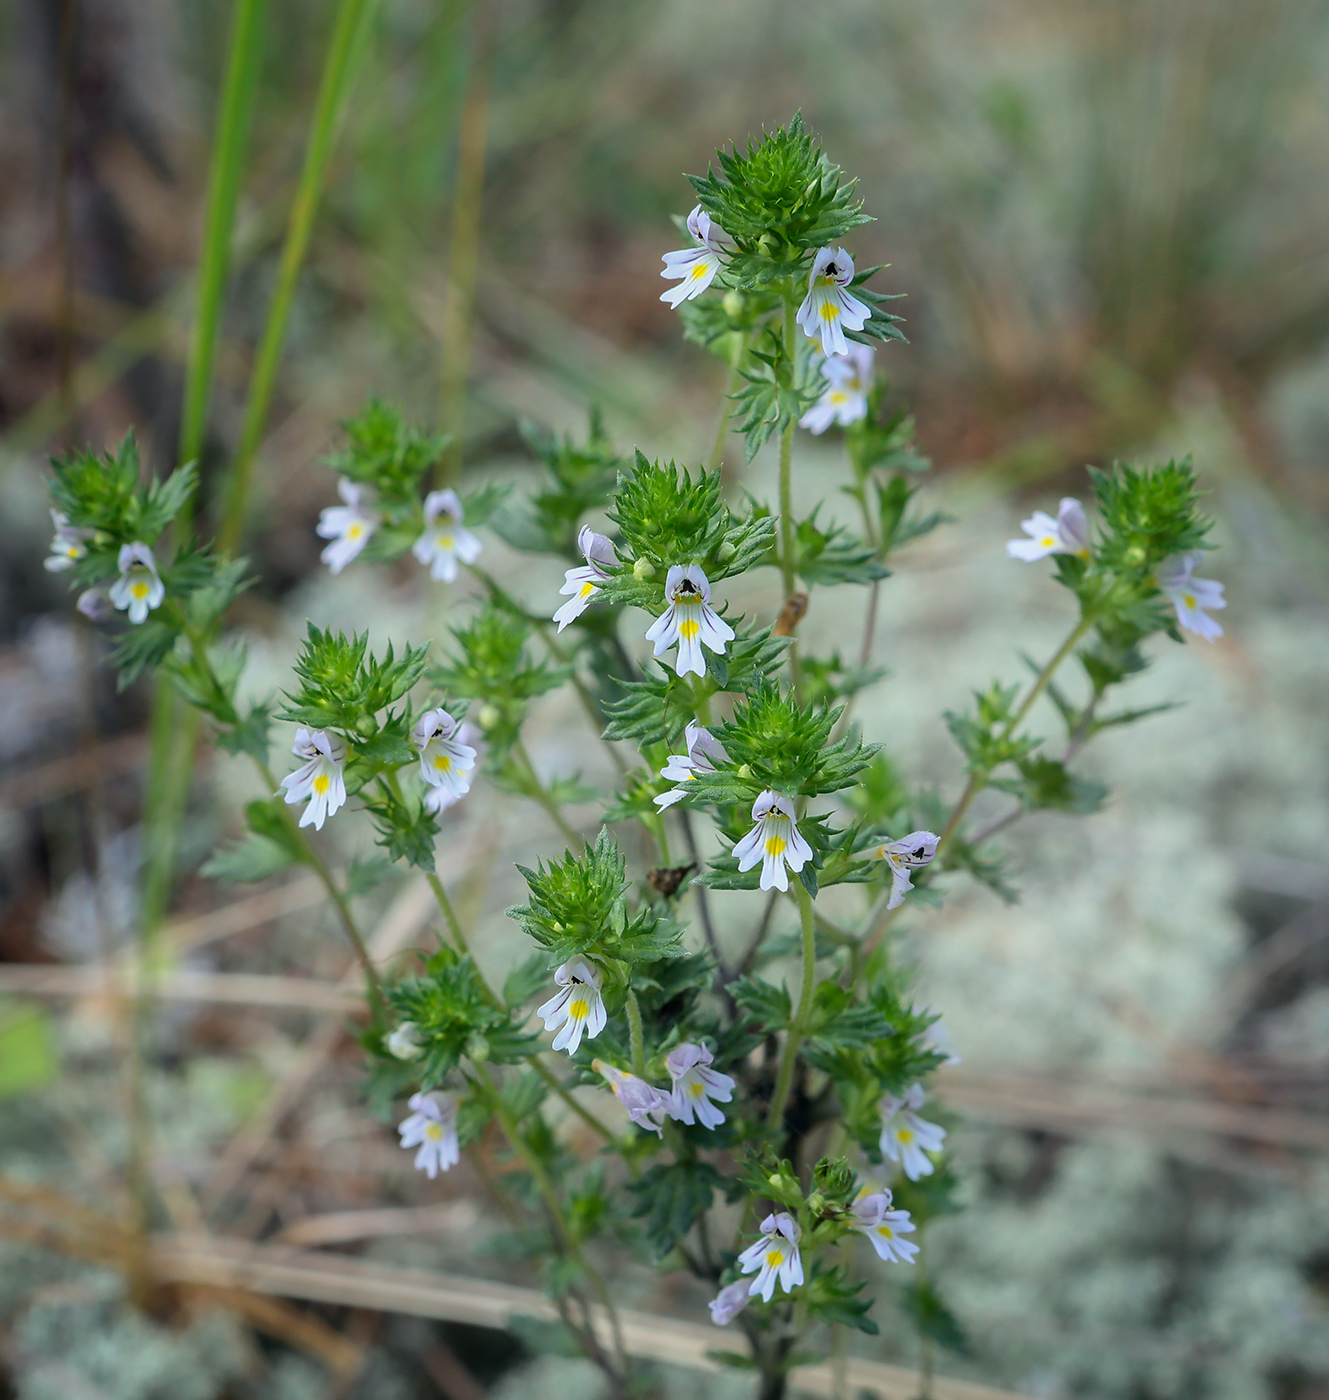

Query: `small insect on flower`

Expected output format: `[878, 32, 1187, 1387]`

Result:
[413, 488, 482, 583]
[737, 1212, 804, 1302]
[877, 830, 939, 911]
[386, 1022, 425, 1060]
[879, 1083, 946, 1181]
[108, 542, 165, 625]
[278, 728, 348, 831]
[796, 247, 872, 358]
[850, 1186, 919, 1264]
[1006, 497, 1089, 562]
[708, 1280, 752, 1327]
[44, 509, 90, 572]
[665, 1042, 735, 1129]
[537, 956, 607, 1055]
[553, 524, 617, 632]
[799, 343, 875, 434]
[1157, 551, 1226, 641]
[317, 478, 380, 575]
[733, 792, 813, 893]
[654, 720, 731, 810]
[397, 1091, 460, 1178]
[660, 205, 734, 308]
[593, 1059, 670, 1136]
[412, 707, 477, 805]
[644, 564, 735, 679]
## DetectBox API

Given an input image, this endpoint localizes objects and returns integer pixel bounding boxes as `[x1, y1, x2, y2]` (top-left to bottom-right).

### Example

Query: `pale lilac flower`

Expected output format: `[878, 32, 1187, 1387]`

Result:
[665, 1042, 735, 1129]
[800, 343, 874, 434]
[537, 956, 607, 1055]
[1158, 551, 1225, 641]
[660, 205, 734, 308]
[708, 1280, 752, 1327]
[386, 1022, 425, 1060]
[877, 830, 939, 911]
[654, 721, 730, 811]
[412, 707, 477, 804]
[737, 1212, 803, 1302]
[279, 728, 348, 831]
[553, 525, 617, 632]
[44, 509, 90, 572]
[796, 247, 871, 358]
[76, 587, 114, 622]
[644, 564, 734, 679]
[413, 489, 482, 583]
[733, 792, 813, 893]
[398, 1091, 460, 1178]
[317, 478, 379, 574]
[108, 542, 164, 625]
[851, 1186, 919, 1264]
[1006, 497, 1089, 562]
[593, 1059, 669, 1136]
[879, 1083, 946, 1181]
[422, 721, 484, 816]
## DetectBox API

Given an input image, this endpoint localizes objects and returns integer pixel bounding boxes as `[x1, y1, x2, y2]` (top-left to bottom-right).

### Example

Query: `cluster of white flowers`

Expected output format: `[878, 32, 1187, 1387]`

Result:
[317, 479, 482, 582]
[411, 707, 478, 814]
[850, 1185, 919, 1263]
[879, 1083, 946, 1180]
[1007, 495, 1226, 640]
[800, 342, 874, 434]
[796, 248, 872, 358]
[44, 510, 89, 572]
[587, 1047, 737, 1138]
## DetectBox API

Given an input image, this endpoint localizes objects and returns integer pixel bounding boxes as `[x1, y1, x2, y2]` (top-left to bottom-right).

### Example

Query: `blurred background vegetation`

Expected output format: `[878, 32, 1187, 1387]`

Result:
[2, 1, 1329, 1398]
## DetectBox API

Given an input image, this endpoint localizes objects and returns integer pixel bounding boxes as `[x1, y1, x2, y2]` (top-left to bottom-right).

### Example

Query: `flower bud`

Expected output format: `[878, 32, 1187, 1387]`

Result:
[632, 558, 656, 582]
[715, 540, 736, 566]
[356, 714, 377, 737]
[465, 1031, 491, 1063]
[722, 290, 746, 318]
[478, 703, 501, 730]
[758, 233, 780, 259]
[386, 1022, 424, 1061]
[737, 763, 753, 781]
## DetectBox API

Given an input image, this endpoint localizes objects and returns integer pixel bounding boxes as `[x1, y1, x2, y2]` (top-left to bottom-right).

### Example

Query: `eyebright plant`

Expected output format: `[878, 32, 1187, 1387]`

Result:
[45, 116, 1225, 1400]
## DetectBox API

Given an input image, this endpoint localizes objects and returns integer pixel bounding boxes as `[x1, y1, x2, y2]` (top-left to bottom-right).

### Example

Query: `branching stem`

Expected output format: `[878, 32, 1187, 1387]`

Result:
[765, 879, 816, 1134]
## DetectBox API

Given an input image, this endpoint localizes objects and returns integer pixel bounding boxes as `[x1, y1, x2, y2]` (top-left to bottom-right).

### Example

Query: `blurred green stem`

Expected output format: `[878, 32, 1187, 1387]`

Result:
[778, 292, 805, 701]
[438, 0, 497, 480]
[624, 987, 646, 1078]
[705, 328, 749, 477]
[765, 879, 816, 1134]
[512, 738, 581, 847]
[218, 0, 378, 550]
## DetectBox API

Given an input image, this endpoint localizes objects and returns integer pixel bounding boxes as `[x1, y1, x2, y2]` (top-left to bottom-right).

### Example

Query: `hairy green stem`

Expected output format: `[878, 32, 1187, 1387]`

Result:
[475, 1062, 630, 1382]
[529, 1059, 624, 1153]
[705, 328, 750, 477]
[218, 0, 377, 549]
[778, 294, 798, 603]
[765, 879, 816, 1134]
[624, 987, 647, 1078]
[513, 738, 582, 848]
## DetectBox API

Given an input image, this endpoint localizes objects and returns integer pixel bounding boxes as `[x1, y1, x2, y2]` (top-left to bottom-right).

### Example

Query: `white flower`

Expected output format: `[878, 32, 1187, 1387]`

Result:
[660, 205, 734, 308]
[413, 489, 482, 583]
[796, 247, 872, 358]
[317, 478, 379, 574]
[644, 564, 735, 679]
[278, 728, 348, 830]
[737, 1212, 803, 1302]
[593, 1059, 669, 1136]
[76, 587, 114, 622]
[553, 524, 617, 631]
[412, 707, 477, 804]
[877, 830, 939, 911]
[879, 1083, 946, 1181]
[536, 956, 607, 1055]
[1006, 497, 1089, 562]
[1158, 551, 1225, 641]
[386, 1022, 424, 1060]
[654, 721, 730, 811]
[732, 791, 813, 893]
[665, 1042, 735, 1129]
[708, 1281, 752, 1327]
[44, 509, 90, 572]
[799, 343, 874, 434]
[108, 542, 165, 625]
[398, 1091, 460, 1178]
[851, 1186, 919, 1264]
[421, 721, 484, 816]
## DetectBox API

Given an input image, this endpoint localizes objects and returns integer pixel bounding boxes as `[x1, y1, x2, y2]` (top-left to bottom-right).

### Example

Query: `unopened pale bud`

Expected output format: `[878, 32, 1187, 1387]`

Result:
[722, 290, 746, 318]
[716, 540, 736, 565]
[633, 558, 656, 582]
[478, 703, 501, 730]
